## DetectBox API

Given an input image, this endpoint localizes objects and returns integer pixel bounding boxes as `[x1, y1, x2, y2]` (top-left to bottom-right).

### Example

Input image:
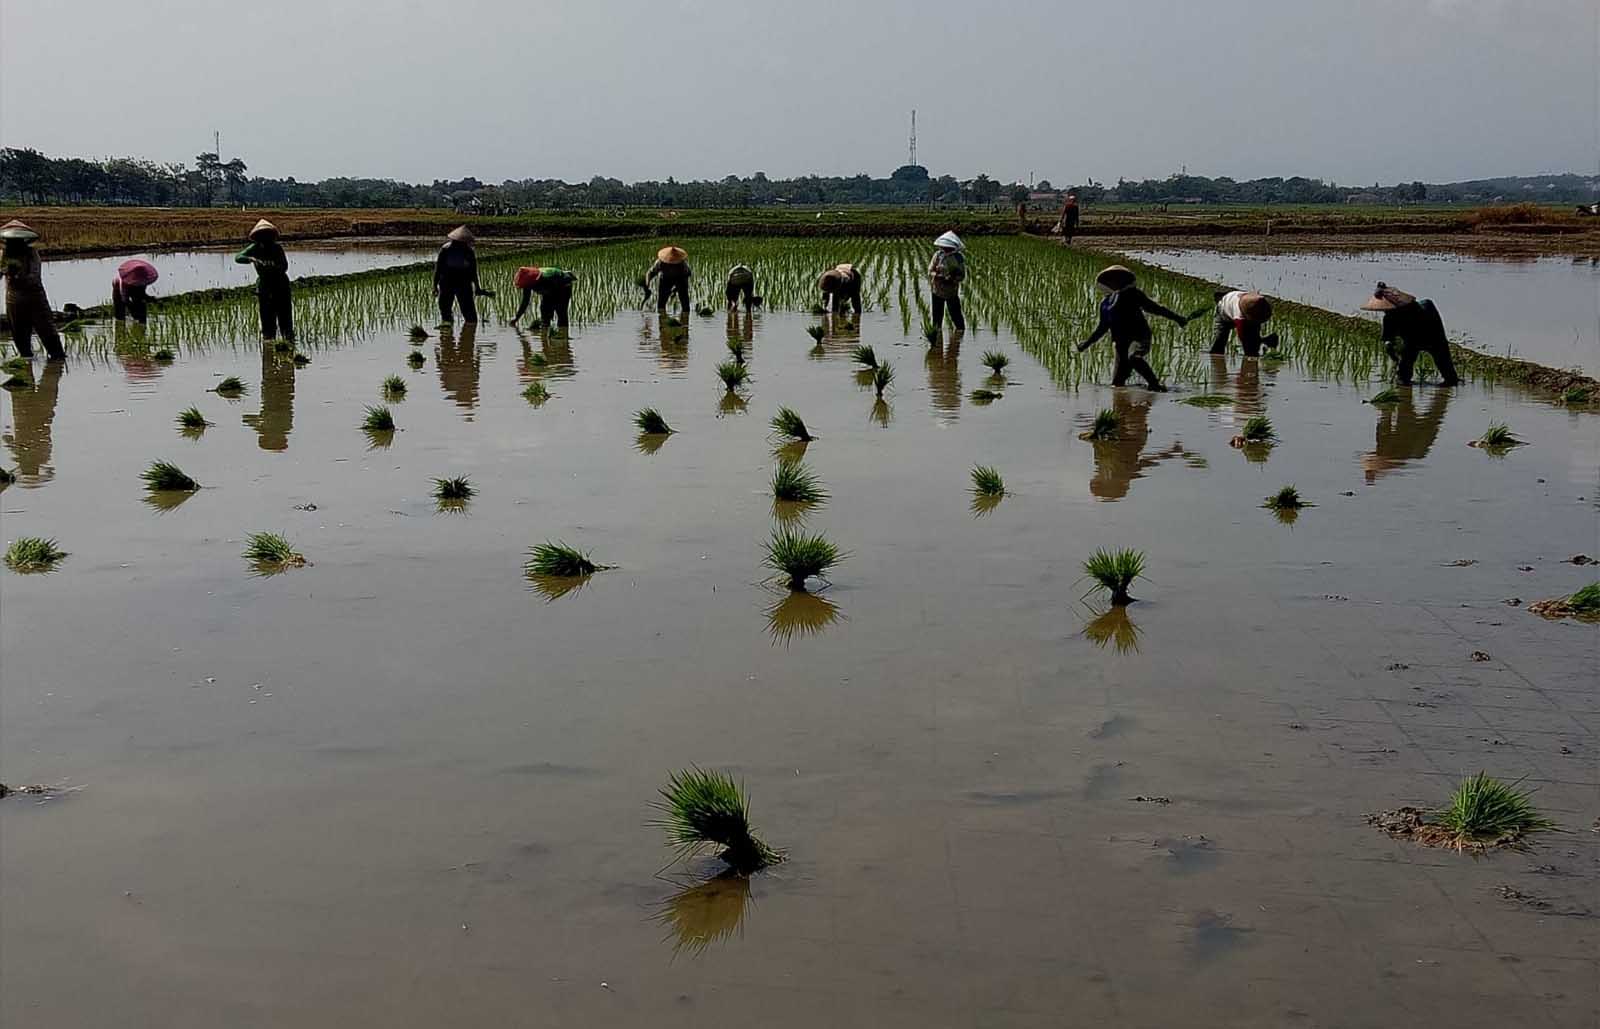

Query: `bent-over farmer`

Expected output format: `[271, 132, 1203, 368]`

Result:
[725, 264, 757, 311]
[510, 267, 579, 330]
[818, 263, 862, 317]
[1361, 282, 1460, 386]
[112, 259, 160, 323]
[1209, 290, 1278, 356]
[646, 246, 692, 315]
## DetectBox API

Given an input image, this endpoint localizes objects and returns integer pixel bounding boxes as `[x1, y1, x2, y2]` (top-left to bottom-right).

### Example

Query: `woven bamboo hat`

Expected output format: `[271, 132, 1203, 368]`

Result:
[0, 219, 39, 242]
[447, 225, 475, 243]
[657, 245, 688, 264]
[1360, 281, 1416, 311]
[1239, 293, 1273, 321]
[1096, 265, 1136, 291]
[248, 219, 278, 241]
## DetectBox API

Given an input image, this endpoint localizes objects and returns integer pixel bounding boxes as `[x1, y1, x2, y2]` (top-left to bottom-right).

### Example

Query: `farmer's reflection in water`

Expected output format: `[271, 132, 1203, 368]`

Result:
[925, 326, 963, 421]
[1363, 387, 1451, 484]
[1212, 353, 1264, 415]
[515, 326, 572, 383]
[111, 322, 163, 383]
[1088, 388, 1198, 501]
[243, 345, 294, 452]
[437, 322, 481, 414]
[3, 359, 62, 485]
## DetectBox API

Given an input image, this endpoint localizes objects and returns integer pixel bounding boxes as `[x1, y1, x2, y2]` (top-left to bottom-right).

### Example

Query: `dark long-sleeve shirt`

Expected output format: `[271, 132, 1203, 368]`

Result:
[1379, 299, 1448, 357]
[646, 259, 691, 285]
[434, 241, 479, 289]
[1084, 287, 1185, 345]
[234, 240, 290, 285]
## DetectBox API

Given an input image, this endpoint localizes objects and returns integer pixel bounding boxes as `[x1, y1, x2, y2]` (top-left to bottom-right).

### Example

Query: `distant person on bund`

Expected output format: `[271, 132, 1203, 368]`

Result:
[1057, 193, 1081, 244]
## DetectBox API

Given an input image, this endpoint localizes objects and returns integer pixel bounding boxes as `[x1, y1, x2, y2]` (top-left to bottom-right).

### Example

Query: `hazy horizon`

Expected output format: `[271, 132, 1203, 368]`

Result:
[3, 0, 1595, 188]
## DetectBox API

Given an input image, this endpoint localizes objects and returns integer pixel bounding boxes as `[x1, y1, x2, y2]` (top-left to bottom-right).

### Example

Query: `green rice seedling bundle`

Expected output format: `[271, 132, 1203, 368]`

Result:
[771, 458, 826, 504]
[850, 344, 877, 368]
[1082, 547, 1145, 606]
[4, 536, 67, 572]
[141, 460, 199, 492]
[362, 405, 396, 432]
[634, 408, 673, 435]
[716, 361, 750, 392]
[1528, 582, 1600, 621]
[152, 348, 175, 363]
[980, 350, 1009, 375]
[806, 325, 826, 343]
[970, 464, 1006, 497]
[1471, 422, 1521, 450]
[1262, 485, 1311, 511]
[652, 766, 782, 873]
[432, 476, 474, 501]
[382, 375, 407, 398]
[242, 531, 306, 569]
[176, 406, 210, 431]
[1236, 415, 1275, 444]
[523, 382, 550, 404]
[872, 361, 894, 398]
[524, 540, 602, 578]
[1080, 408, 1120, 441]
[763, 527, 844, 591]
[214, 376, 246, 396]
[407, 351, 426, 368]
[769, 406, 813, 441]
[408, 324, 429, 342]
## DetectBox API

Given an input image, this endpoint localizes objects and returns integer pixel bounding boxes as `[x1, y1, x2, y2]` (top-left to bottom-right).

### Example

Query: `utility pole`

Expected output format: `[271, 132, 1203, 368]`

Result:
[908, 110, 917, 168]
[214, 130, 221, 159]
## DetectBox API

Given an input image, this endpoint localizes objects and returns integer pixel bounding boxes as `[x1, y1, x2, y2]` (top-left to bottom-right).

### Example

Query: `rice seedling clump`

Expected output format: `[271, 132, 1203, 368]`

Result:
[1263, 485, 1311, 511]
[432, 476, 474, 501]
[769, 406, 813, 442]
[141, 460, 199, 492]
[970, 464, 1006, 497]
[806, 325, 826, 343]
[243, 531, 306, 569]
[771, 458, 826, 504]
[1083, 547, 1146, 606]
[1239, 415, 1275, 443]
[764, 527, 844, 591]
[1561, 385, 1591, 405]
[850, 344, 877, 368]
[1080, 408, 1120, 441]
[408, 325, 429, 342]
[214, 376, 246, 397]
[1528, 582, 1600, 621]
[981, 350, 1010, 375]
[1180, 394, 1232, 408]
[152, 348, 175, 363]
[1470, 421, 1522, 450]
[635, 408, 673, 435]
[922, 324, 940, 344]
[523, 382, 550, 404]
[525, 541, 602, 578]
[1370, 772, 1559, 853]
[362, 405, 396, 432]
[872, 361, 894, 398]
[5, 536, 67, 573]
[716, 361, 750, 391]
[653, 766, 782, 873]
[1368, 387, 1402, 405]
[382, 375, 407, 398]
[407, 351, 426, 369]
[177, 406, 210, 430]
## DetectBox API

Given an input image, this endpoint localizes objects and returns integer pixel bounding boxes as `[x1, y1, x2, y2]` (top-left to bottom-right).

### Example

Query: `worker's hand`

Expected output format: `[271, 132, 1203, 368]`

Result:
[1076, 340, 1092, 353]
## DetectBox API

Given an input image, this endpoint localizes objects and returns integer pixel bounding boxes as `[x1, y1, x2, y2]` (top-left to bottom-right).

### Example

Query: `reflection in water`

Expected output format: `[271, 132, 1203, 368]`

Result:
[656, 872, 753, 957]
[772, 440, 810, 464]
[143, 489, 198, 513]
[1205, 355, 1264, 416]
[716, 392, 749, 418]
[655, 314, 689, 371]
[516, 327, 573, 384]
[764, 589, 844, 645]
[970, 492, 1004, 518]
[1088, 390, 1201, 501]
[771, 499, 820, 527]
[112, 321, 163, 384]
[869, 398, 892, 428]
[242, 345, 295, 452]
[526, 572, 594, 601]
[437, 322, 482, 415]
[726, 309, 754, 345]
[435, 498, 470, 516]
[363, 428, 396, 451]
[1084, 605, 1143, 654]
[2, 360, 62, 486]
[635, 432, 671, 456]
[926, 331, 963, 421]
[1364, 387, 1451, 484]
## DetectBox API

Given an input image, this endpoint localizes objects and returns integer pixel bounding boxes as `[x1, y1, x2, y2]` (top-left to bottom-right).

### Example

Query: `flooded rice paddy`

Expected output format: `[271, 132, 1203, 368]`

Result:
[1119, 247, 1600, 375]
[3, 238, 1598, 1027]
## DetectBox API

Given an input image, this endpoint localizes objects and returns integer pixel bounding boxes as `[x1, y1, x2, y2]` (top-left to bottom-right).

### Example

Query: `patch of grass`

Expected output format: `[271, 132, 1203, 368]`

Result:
[152, 348, 175, 363]
[850, 344, 877, 368]
[1239, 415, 1276, 443]
[407, 351, 426, 368]
[140, 460, 199, 492]
[432, 476, 474, 501]
[1368, 387, 1402, 405]
[873, 361, 894, 398]
[652, 766, 782, 873]
[1263, 485, 1311, 511]
[981, 350, 1009, 374]
[1569, 582, 1600, 614]
[969, 388, 1002, 403]
[716, 361, 750, 391]
[970, 464, 1006, 497]
[771, 458, 826, 504]
[1432, 772, 1559, 851]
[4, 536, 67, 573]
[763, 526, 844, 591]
[1180, 393, 1232, 408]
[1561, 385, 1591, 405]
[769, 406, 813, 442]
[242, 531, 306, 570]
[806, 324, 826, 343]
[176, 406, 210, 430]
[362, 405, 396, 432]
[523, 381, 550, 404]
[214, 376, 246, 396]
[634, 408, 673, 435]
[382, 375, 407, 398]
[524, 540, 601, 578]
[1529, 582, 1600, 621]
[1083, 547, 1146, 606]
[408, 324, 429, 342]
[1081, 408, 1120, 441]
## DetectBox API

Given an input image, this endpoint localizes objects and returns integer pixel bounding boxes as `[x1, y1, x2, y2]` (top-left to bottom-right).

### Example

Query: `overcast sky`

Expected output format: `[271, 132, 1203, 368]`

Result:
[2, 0, 1594, 186]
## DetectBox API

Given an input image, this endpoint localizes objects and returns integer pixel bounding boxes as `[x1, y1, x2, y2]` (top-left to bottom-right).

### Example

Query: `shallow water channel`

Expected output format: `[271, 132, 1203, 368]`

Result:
[2, 258, 1598, 1026]
[1119, 248, 1600, 375]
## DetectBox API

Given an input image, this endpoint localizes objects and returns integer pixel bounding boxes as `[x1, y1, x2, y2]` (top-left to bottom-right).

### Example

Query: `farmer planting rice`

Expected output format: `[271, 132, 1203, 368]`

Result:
[1077, 264, 1188, 391]
[234, 219, 295, 343]
[0, 220, 65, 361]
[509, 266, 578, 330]
[928, 231, 967, 332]
[1209, 289, 1278, 356]
[433, 226, 485, 324]
[111, 259, 159, 324]
[817, 262, 862, 317]
[725, 264, 757, 311]
[1361, 282, 1460, 387]
[645, 245, 693, 315]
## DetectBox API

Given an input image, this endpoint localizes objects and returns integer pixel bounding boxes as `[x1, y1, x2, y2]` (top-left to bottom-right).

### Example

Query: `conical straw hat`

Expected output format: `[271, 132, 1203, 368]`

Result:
[933, 230, 964, 250]
[0, 219, 40, 242]
[835, 263, 855, 276]
[447, 225, 475, 243]
[1360, 281, 1415, 311]
[248, 218, 278, 241]
[657, 245, 688, 264]
[1096, 265, 1136, 291]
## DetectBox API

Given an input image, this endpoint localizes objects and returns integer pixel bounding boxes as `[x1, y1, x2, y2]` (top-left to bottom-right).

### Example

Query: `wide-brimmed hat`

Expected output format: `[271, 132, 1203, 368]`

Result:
[1096, 265, 1136, 291]
[657, 245, 688, 264]
[117, 258, 160, 287]
[1360, 281, 1415, 311]
[447, 225, 475, 243]
[835, 263, 855, 276]
[0, 219, 40, 242]
[934, 230, 964, 251]
[248, 218, 278, 241]
[1239, 293, 1272, 321]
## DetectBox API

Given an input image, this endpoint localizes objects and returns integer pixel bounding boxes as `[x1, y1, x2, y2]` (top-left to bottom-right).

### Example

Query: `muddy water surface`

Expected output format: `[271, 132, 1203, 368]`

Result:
[3, 301, 1598, 1027]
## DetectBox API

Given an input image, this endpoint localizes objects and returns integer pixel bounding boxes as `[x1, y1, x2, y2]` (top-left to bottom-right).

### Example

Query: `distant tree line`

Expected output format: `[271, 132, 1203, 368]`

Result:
[1, 147, 1593, 209]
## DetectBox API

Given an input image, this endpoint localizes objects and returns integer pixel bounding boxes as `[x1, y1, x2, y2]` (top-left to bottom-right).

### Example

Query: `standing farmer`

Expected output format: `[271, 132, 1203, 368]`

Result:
[1077, 265, 1188, 391]
[509, 266, 578, 330]
[112, 259, 160, 323]
[434, 226, 483, 324]
[1209, 290, 1278, 356]
[645, 246, 692, 315]
[818, 263, 862, 317]
[0, 220, 65, 360]
[1361, 282, 1460, 386]
[1056, 193, 1080, 244]
[725, 264, 757, 312]
[928, 231, 967, 332]
[234, 219, 294, 343]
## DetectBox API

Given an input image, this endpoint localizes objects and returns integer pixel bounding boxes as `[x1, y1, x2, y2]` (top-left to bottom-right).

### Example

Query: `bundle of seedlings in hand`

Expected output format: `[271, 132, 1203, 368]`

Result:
[771, 457, 826, 505]
[763, 526, 844, 591]
[1527, 582, 1600, 621]
[652, 766, 782, 874]
[850, 344, 878, 368]
[716, 361, 750, 392]
[635, 408, 673, 435]
[408, 325, 429, 342]
[980, 350, 1010, 376]
[769, 406, 813, 442]
[407, 351, 426, 369]
[153, 348, 175, 363]
[1262, 485, 1312, 511]
[523, 381, 550, 404]
[1470, 421, 1522, 450]
[1231, 415, 1276, 447]
[725, 338, 747, 364]
[1080, 408, 1120, 441]
[214, 376, 246, 397]
[1082, 547, 1146, 606]
[382, 375, 407, 398]
[970, 464, 1006, 497]
[524, 540, 602, 578]
[4, 536, 67, 573]
[242, 531, 306, 570]
[176, 406, 211, 431]
[1367, 387, 1402, 405]
[805, 325, 826, 343]
[432, 476, 475, 502]
[872, 361, 894, 398]
[362, 405, 396, 432]
[141, 460, 199, 493]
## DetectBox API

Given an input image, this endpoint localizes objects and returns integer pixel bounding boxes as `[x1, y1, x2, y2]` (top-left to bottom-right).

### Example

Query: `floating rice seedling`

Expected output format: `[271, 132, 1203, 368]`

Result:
[382, 375, 407, 398]
[214, 376, 246, 397]
[1367, 387, 1403, 405]
[725, 338, 747, 364]
[141, 460, 199, 493]
[851, 344, 878, 368]
[635, 408, 673, 435]
[763, 527, 844, 592]
[1263, 485, 1311, 511]
[771, 458, 826, 505]
[432, 476, 475, 501]
[524, 540, 603, 578]
[969, 388, 1002, 403]
[1181, 394, 1232, 408]
[242, 531, 306, 572]
[764, 588, 844, 645]
[176, 406, 210, 431]
[1080, 408, 1121, 441]
[652, 767, 782, 873]
[970, 464, 1006, 497]
[1470, 421, 1522, 451]
[873, 361, 894, 398]
[4, 536, 67, 573]
[1084, 605, 1142, 654]
[406, 351, 426, 369]
[769, 406, 813, 442]
[980, 350, 1010, 375]
[291, 352, 310, 367]
[922, 324, 940, 345]
[1528, 582, 1600, 621]
[805, 325, 826, 343]
[1231, 415, 1276, 448]
[1082, 547, 1146, 606]
[152, 348, 175, 363]
[1371, 773, 1559, 853]
[716, 361, 750, 392]
[523, 381, 550, 404]
[408, 324, 429, 342]
[1560, 385, 1591, 405]
[362, 404, 396, 432]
